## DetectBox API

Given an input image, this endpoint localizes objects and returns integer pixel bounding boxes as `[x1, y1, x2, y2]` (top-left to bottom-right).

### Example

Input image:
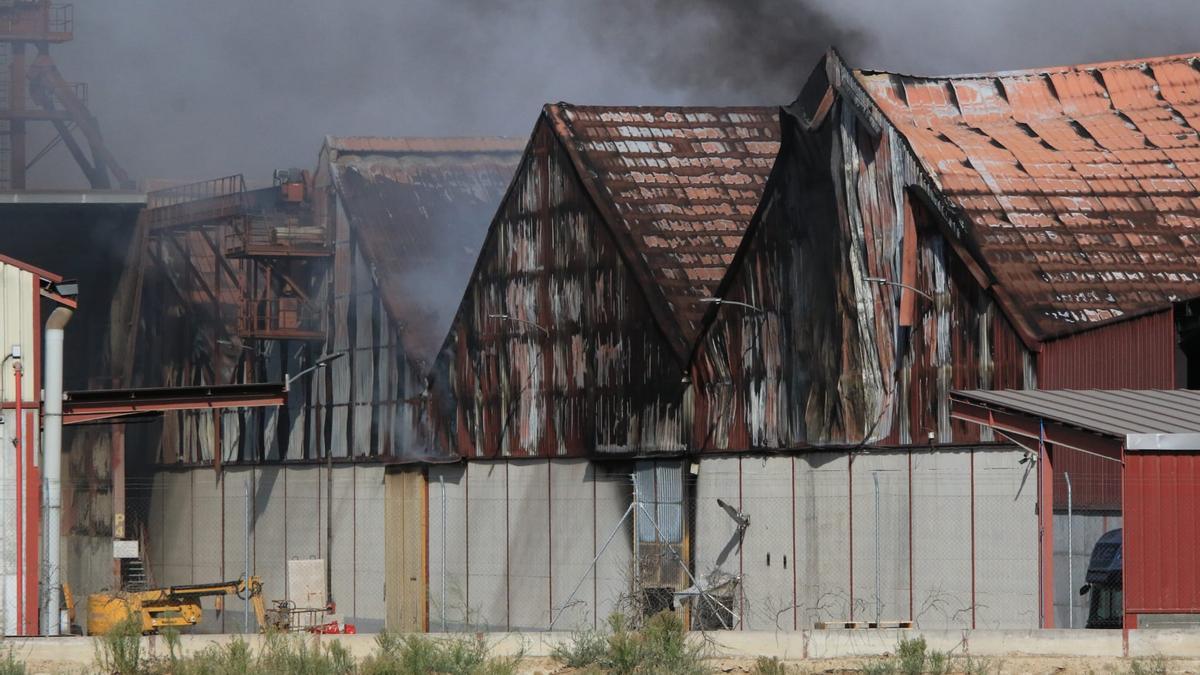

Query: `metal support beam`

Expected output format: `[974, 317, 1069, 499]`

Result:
[948, 397, 1123, 458]
[63, 383, 286, 424]
[27, 54, 133, 189]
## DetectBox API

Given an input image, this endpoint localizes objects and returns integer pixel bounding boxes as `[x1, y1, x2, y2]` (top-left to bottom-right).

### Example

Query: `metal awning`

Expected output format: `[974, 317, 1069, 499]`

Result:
[63, 382, 285, 424]
[951, 389, 1200, 452]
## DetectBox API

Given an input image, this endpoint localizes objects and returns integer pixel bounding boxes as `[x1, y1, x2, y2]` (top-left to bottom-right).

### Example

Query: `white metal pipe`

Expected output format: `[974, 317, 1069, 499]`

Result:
[42, 307, 71, 636]
[1065, 472, 1073, 629]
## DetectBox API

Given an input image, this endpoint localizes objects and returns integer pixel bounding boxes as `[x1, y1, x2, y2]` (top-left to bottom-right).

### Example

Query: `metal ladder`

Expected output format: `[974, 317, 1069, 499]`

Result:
[121, 558, 149, 592]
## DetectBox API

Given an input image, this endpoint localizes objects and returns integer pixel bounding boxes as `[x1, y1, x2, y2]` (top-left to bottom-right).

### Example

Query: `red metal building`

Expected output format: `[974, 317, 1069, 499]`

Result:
[951, 389, 1200, 633]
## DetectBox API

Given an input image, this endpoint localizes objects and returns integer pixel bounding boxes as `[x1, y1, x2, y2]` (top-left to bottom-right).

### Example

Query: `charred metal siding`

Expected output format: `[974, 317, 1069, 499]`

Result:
[430, 120, 690, 458]
[1037, 309, 1176, 389]
[695, 101, 1031, 451]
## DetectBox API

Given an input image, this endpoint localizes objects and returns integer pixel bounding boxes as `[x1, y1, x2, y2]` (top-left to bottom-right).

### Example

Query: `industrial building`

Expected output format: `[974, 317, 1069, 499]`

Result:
[0, 5, 1199, 640]
[106, 137, 524, 631]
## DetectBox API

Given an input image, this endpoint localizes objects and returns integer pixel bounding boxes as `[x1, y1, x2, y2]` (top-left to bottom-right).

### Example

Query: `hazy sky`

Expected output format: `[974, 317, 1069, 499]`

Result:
[30, 0, 1200, 187]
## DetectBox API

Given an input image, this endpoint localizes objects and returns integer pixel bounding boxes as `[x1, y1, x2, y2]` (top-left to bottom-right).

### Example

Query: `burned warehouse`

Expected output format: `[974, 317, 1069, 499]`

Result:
[4, 0, 1200, 663]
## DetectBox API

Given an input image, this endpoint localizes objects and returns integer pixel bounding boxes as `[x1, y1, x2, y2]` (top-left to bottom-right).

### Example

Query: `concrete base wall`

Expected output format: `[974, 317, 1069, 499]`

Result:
[427, 460, 633, 633]
[16, 628, 1200, 668]
[142, 448, 1039, 635]
[145, 464, 387, 633]
[695, 448, 1038, 631]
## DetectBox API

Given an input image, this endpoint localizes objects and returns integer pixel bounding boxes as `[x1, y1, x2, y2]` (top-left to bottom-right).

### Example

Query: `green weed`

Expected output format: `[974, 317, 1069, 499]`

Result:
[358, 631, 520, 675]
[551, 628, 609, 668]
[0, 647, 24, 675]
[93, 614, 143, 675]
[1129, 655, 1169, 675]
[751, 655, 799, 675]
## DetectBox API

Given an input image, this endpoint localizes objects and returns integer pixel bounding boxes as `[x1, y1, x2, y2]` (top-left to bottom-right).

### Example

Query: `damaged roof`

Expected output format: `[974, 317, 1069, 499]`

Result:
[854, 52, 1200, 341]
[546, 104, 780, 352]
[326, 136, 525, 363]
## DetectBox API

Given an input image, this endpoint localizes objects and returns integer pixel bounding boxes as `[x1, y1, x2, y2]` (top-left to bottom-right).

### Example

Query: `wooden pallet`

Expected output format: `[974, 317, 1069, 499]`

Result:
[814, 620, 914, 629]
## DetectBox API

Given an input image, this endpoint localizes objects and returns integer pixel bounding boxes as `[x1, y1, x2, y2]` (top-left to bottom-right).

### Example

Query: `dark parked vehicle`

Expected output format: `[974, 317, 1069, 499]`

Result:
[1079, 528, 1122, 629]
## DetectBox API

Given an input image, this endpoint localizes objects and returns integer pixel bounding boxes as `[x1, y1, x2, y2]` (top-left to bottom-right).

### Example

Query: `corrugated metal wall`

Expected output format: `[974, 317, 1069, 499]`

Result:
[1037, 310, 1175, 389]
[0, 263, 38, 636]
[695, 103, 1031, 452]
[1036, 311, 1175, 511]
[430, 119, 688, 458]
[1124, 451, 1200, 623]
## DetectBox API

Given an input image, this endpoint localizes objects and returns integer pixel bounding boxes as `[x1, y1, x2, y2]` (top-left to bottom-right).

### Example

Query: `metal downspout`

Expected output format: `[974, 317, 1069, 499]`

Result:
[42, 307, 71, 635]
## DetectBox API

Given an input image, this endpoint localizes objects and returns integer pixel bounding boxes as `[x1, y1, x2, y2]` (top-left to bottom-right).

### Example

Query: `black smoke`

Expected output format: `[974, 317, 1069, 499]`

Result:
[573, 0, 863, 102]
[22, 0, 1200, 188]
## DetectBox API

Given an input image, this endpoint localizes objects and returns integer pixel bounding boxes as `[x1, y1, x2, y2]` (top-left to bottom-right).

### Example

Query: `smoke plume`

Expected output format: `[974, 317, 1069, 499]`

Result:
[24, 0, 1200, 188]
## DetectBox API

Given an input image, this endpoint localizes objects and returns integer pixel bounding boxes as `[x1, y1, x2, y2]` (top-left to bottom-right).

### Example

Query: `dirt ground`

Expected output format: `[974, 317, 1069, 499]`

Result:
[21, 655, 1200, 674]
[514, 655, 1200, 674]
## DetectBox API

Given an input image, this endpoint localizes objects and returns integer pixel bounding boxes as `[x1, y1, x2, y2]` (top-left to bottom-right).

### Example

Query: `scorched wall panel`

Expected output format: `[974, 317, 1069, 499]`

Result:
[696, 104, 1029, 452]
[431, 120, 688, 458]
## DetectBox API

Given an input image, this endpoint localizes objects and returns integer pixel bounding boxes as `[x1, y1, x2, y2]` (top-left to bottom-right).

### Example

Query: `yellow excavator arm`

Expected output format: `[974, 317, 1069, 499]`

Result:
[87, 576, 268, 636]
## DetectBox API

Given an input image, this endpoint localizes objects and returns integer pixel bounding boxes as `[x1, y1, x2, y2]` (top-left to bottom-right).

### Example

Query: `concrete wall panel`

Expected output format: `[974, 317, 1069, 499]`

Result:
[161, 471, 194, 585]
[466, 463, 508, 630]
[593, 463, 632, 626]
[973, 449, 1038, 629]
[911, 449, 972, 629]
[284, 467, 321, 563]
[353, 466, 386, 632]
[795, 452, 851, 627]
[329, 466, 356, 624]
[254, 466, 287, 606]
[427, 465, 468, 631]
[739, 456, 796, 630]
[191, 471, 225, 633]
[851, 451, 910, 625]
[507, 461, 550, 631]
[548, 460, 595, 630]
[220, 468, 253, 632]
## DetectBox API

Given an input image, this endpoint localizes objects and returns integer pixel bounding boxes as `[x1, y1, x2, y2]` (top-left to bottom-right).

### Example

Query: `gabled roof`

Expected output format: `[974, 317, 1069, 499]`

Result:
[545, 104, 780, 355]
[850, 52, 1200, 342]
[326, 136, 524, 364]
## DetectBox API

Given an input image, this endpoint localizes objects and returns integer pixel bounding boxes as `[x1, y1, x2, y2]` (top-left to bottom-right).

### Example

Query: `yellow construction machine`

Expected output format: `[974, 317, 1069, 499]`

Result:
[85, 576, 270, 635]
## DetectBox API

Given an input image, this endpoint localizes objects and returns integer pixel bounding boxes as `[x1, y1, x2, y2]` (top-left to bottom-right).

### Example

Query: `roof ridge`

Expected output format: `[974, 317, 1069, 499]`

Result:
[543, 102, 693, 363]
[544, 102, 781, 362]
[855, 51, 1200, 82]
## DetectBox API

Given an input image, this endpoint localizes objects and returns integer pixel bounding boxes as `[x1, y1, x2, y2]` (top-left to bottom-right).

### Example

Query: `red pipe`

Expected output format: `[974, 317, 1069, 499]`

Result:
[13, 361, 23, 636]
[24, 413, 36, 636]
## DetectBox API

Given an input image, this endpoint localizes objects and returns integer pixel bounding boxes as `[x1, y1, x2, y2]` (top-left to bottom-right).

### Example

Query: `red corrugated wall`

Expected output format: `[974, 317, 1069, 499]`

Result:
[1040, 310, 1175, 511]
[1037, 310, 1175, 389]
[1123, 452, 1200, 623]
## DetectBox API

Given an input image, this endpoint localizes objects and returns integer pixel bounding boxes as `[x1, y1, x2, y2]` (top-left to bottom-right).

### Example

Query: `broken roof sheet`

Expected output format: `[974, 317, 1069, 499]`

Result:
[855, 52, 1200, 341]
[545, 104, 780, 350]
[328, 136, 524, 364]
